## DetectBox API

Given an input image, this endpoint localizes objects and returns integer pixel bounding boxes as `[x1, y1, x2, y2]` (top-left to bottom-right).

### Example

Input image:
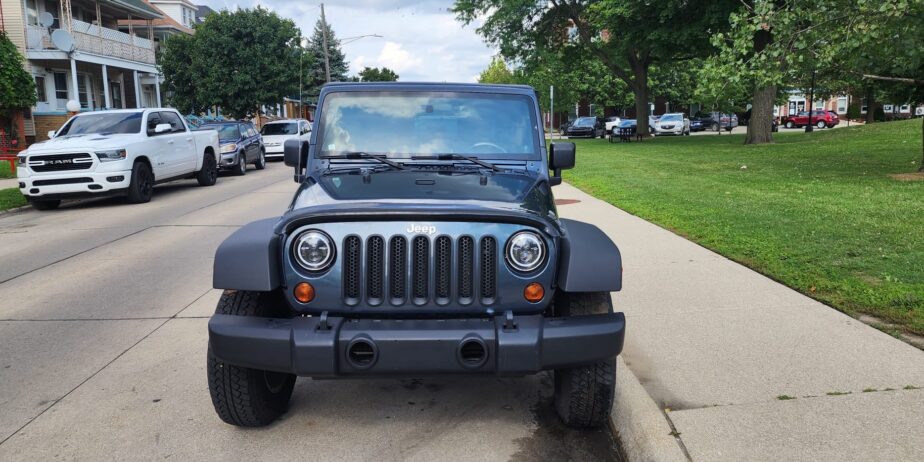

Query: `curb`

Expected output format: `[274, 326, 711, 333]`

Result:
[0, 204, 31, 216]
[611, 356, 689, 462]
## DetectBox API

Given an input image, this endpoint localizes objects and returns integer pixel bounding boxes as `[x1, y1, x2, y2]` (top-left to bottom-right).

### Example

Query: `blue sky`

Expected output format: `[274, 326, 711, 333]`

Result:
[196, 1, 496, 82]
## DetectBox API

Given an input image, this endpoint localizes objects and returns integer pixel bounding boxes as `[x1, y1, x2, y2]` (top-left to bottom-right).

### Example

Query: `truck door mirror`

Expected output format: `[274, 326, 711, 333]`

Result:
[47, 130, 56, 139]
[549, 142, 576, 186]
[284, 139, 309, 182]
[154, 123, 172, 134]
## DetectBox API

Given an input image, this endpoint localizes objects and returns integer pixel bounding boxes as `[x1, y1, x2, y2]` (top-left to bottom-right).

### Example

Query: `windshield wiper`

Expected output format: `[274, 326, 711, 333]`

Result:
[320, 152, 405, 170]
[411, 154, 501, 172]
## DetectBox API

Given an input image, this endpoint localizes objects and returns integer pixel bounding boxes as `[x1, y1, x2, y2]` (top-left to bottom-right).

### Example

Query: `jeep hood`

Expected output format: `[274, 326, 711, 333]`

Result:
[25, 134, 139, 153]
[283, 170, 558, 232]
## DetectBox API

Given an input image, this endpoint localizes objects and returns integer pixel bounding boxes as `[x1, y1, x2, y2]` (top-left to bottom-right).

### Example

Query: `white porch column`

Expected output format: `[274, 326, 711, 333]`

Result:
[154, 75, 162, 107]
[133, 70, 141, 108]
[69, 57, 79, 104]
[102, 64, 111, 109]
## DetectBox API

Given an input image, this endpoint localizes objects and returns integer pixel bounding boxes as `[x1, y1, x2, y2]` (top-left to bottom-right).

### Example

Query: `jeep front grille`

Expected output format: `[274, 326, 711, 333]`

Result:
[342, 234, 499, 306]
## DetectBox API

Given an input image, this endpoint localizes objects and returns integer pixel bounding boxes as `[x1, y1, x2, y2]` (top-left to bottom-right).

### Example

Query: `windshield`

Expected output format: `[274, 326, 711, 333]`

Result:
[56, 112, 142, 136]
[661, 114, 682, 122]
[317, 91, 539, 159]
[262, 123, 297, 136]
[617, 120, 637, 127]
[203, 124, 241, 141]
[574, 117, 596, 127]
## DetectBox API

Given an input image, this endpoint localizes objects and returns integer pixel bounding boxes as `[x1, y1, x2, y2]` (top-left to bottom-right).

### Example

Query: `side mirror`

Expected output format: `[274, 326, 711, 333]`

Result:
[154, 123, 172, 134]
[47, 130, 56, 139]
[549, 142, 576, 186]
[284, 139, 309, 182]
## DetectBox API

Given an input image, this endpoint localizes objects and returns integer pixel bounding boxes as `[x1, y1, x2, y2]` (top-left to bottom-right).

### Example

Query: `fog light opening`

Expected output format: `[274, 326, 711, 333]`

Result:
[524, 282, 544, 303]
[346, 338, 377, 369]
[458, 337, 488, 369]
[294, 282, 315, 303]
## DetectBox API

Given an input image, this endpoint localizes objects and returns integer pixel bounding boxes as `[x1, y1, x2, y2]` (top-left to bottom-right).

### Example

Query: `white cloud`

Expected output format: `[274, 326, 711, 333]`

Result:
[196, 0, 496, 83]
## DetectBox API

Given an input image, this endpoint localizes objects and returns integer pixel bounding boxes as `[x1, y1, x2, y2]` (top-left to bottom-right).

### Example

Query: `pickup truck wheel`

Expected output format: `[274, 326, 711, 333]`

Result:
[255, 150, 266, 170]
[207, 290, 295, 427]
[552, 291, 617, 428]
[235, 152, 247, 176]
[126, 161, 154, 204]
[31, 199, 61, 211]
[196, 153, 218, 186]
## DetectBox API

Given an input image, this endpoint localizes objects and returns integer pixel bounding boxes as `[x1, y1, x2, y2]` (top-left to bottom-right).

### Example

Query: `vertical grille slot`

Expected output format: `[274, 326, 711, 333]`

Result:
[458, 236, 474, 302]
[435, 236, 452, 303]
[412, 236, 430, 303]
[343, 236, 361, 303]
[389, 236, 407, 303]
[480, 237, 497, 302]
[366, 236, 385, 304]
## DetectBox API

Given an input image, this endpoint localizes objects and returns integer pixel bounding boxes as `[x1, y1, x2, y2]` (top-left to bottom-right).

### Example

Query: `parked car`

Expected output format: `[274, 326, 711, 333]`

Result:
[564, 116, 605, 138]
[603, 116, 622, 133]
[689, 117, 708, 132]
[260, 119, 311, 160]
[782, 110, 839, 129]
[655, 113, 690, 136]
[207, 82, 626, 430]
[695, 112, 738, 132]
[199, 121, 266, 175]
[17, 109, 219, 210]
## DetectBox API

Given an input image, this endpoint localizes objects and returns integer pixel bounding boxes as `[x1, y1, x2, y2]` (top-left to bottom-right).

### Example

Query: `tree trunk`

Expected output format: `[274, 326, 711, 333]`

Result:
[746, 84, 776, 144]
[920, 115, 923, 172]
[632, 63, 650, 137]
[865, 86, 876, 124]
[746, 28, 774, 145]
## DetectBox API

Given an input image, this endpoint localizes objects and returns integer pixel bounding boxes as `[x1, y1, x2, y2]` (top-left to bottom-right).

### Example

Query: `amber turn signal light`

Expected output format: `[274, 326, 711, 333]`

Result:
[294, 282, 315, 303]
[524, 282, 544, 303]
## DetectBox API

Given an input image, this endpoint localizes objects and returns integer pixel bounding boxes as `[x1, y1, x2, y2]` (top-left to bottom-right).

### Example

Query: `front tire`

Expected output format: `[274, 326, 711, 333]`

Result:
[126, 161, 154, 204]
[552, 291, 617, 428]
[785, 121, 794, 129]
[817, 120, 826, 129]
[235, 152, 247, 176]
[207, 290, 296, 427]
[196, 153, 218, 186]
[254, 149, 266, 170]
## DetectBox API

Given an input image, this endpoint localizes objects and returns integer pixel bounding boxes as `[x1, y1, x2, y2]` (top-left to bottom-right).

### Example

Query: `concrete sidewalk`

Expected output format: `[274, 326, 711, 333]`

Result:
[555, 182, 924, 461]
[0, 178, 19, 190]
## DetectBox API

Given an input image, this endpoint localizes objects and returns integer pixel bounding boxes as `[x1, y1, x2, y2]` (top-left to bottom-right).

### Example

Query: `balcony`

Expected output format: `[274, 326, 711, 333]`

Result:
[26, 19, 155, 65]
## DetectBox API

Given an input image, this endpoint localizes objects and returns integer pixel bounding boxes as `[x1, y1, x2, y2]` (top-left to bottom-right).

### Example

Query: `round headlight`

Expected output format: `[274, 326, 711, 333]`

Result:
[506, 231, 545, 272]
[293, 230, 335, 272]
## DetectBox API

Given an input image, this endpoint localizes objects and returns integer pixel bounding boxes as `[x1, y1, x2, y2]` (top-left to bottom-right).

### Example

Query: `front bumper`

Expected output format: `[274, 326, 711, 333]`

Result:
[19, 169, 132, 198]
[264, 144, 284, 156]
[219, 152, 244, 169]
[209, 312, 625, 377]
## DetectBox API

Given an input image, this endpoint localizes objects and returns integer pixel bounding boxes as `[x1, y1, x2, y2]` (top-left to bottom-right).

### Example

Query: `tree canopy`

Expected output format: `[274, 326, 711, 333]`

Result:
[358, 66, 399, 82]
[159, 7, 301, 118]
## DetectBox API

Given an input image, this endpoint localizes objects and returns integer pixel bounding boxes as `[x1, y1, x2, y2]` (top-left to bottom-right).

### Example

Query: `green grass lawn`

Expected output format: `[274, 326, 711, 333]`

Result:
[562, 119, 924, 335]
[0, 188, 27, 212]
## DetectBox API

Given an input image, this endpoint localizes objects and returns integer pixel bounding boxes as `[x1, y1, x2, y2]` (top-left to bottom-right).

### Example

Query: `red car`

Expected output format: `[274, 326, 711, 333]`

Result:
[783, 110, 839, 129]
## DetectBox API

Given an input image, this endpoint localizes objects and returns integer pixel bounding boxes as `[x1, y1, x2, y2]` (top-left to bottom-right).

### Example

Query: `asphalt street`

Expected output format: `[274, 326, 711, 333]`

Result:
[0, 162, 621, 461]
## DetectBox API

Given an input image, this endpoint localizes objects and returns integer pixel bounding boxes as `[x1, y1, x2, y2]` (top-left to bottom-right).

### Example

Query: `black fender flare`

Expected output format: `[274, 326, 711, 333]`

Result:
[213, 217, 282, 291]
[556, 218, 622, 292]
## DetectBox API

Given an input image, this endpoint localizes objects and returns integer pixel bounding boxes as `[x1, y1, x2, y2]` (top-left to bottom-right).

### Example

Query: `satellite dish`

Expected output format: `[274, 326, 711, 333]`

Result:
[51, 29, 76, 53]
[39, 12, 55, 28]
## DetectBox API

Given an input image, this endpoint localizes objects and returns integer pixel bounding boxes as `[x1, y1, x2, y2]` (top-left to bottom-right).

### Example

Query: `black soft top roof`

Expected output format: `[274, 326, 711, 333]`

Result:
[319, 81, 538, 97]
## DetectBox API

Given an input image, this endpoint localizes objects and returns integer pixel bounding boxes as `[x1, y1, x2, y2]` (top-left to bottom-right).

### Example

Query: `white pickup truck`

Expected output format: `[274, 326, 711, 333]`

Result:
[17, 108, 220, 210]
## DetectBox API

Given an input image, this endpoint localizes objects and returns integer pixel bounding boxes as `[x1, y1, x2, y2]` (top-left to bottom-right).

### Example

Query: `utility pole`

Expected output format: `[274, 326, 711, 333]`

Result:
[320, 3, 331, 83]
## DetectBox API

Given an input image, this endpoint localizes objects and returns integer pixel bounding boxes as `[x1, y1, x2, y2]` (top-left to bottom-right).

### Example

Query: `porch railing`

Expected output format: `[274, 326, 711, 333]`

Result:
[25, 19, 155, 64]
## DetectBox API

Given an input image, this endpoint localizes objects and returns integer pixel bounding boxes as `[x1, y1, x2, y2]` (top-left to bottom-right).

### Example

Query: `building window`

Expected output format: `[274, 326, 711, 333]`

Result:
[836, 97, 848, 114]
[53, 72, 68, 101]
[35, 76, 47, 102]
[25, 0, 39, 26]
[111, 82, 123, 109]
[44, 1, 60, 28]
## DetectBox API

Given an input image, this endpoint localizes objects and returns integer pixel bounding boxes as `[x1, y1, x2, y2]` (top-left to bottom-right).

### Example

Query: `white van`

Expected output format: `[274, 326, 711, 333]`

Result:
[260, 119, 311, 159]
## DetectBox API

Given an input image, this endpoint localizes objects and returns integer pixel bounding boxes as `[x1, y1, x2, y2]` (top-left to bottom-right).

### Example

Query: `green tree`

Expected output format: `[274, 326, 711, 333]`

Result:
[704, 0, 922, 144]
[358, 66, 399, 82]
[305, 18, 349, 96]
[0, 31, 37, 112]
[455, 0, 736, 137]
[160, 7, 301, 118]
[158, 33, 201, 114]
[478, 57, 518, 84]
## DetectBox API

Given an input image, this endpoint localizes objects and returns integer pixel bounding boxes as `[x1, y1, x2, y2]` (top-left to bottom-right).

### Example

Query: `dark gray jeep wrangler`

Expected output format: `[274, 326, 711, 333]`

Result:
[207, 82, 625, 428]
